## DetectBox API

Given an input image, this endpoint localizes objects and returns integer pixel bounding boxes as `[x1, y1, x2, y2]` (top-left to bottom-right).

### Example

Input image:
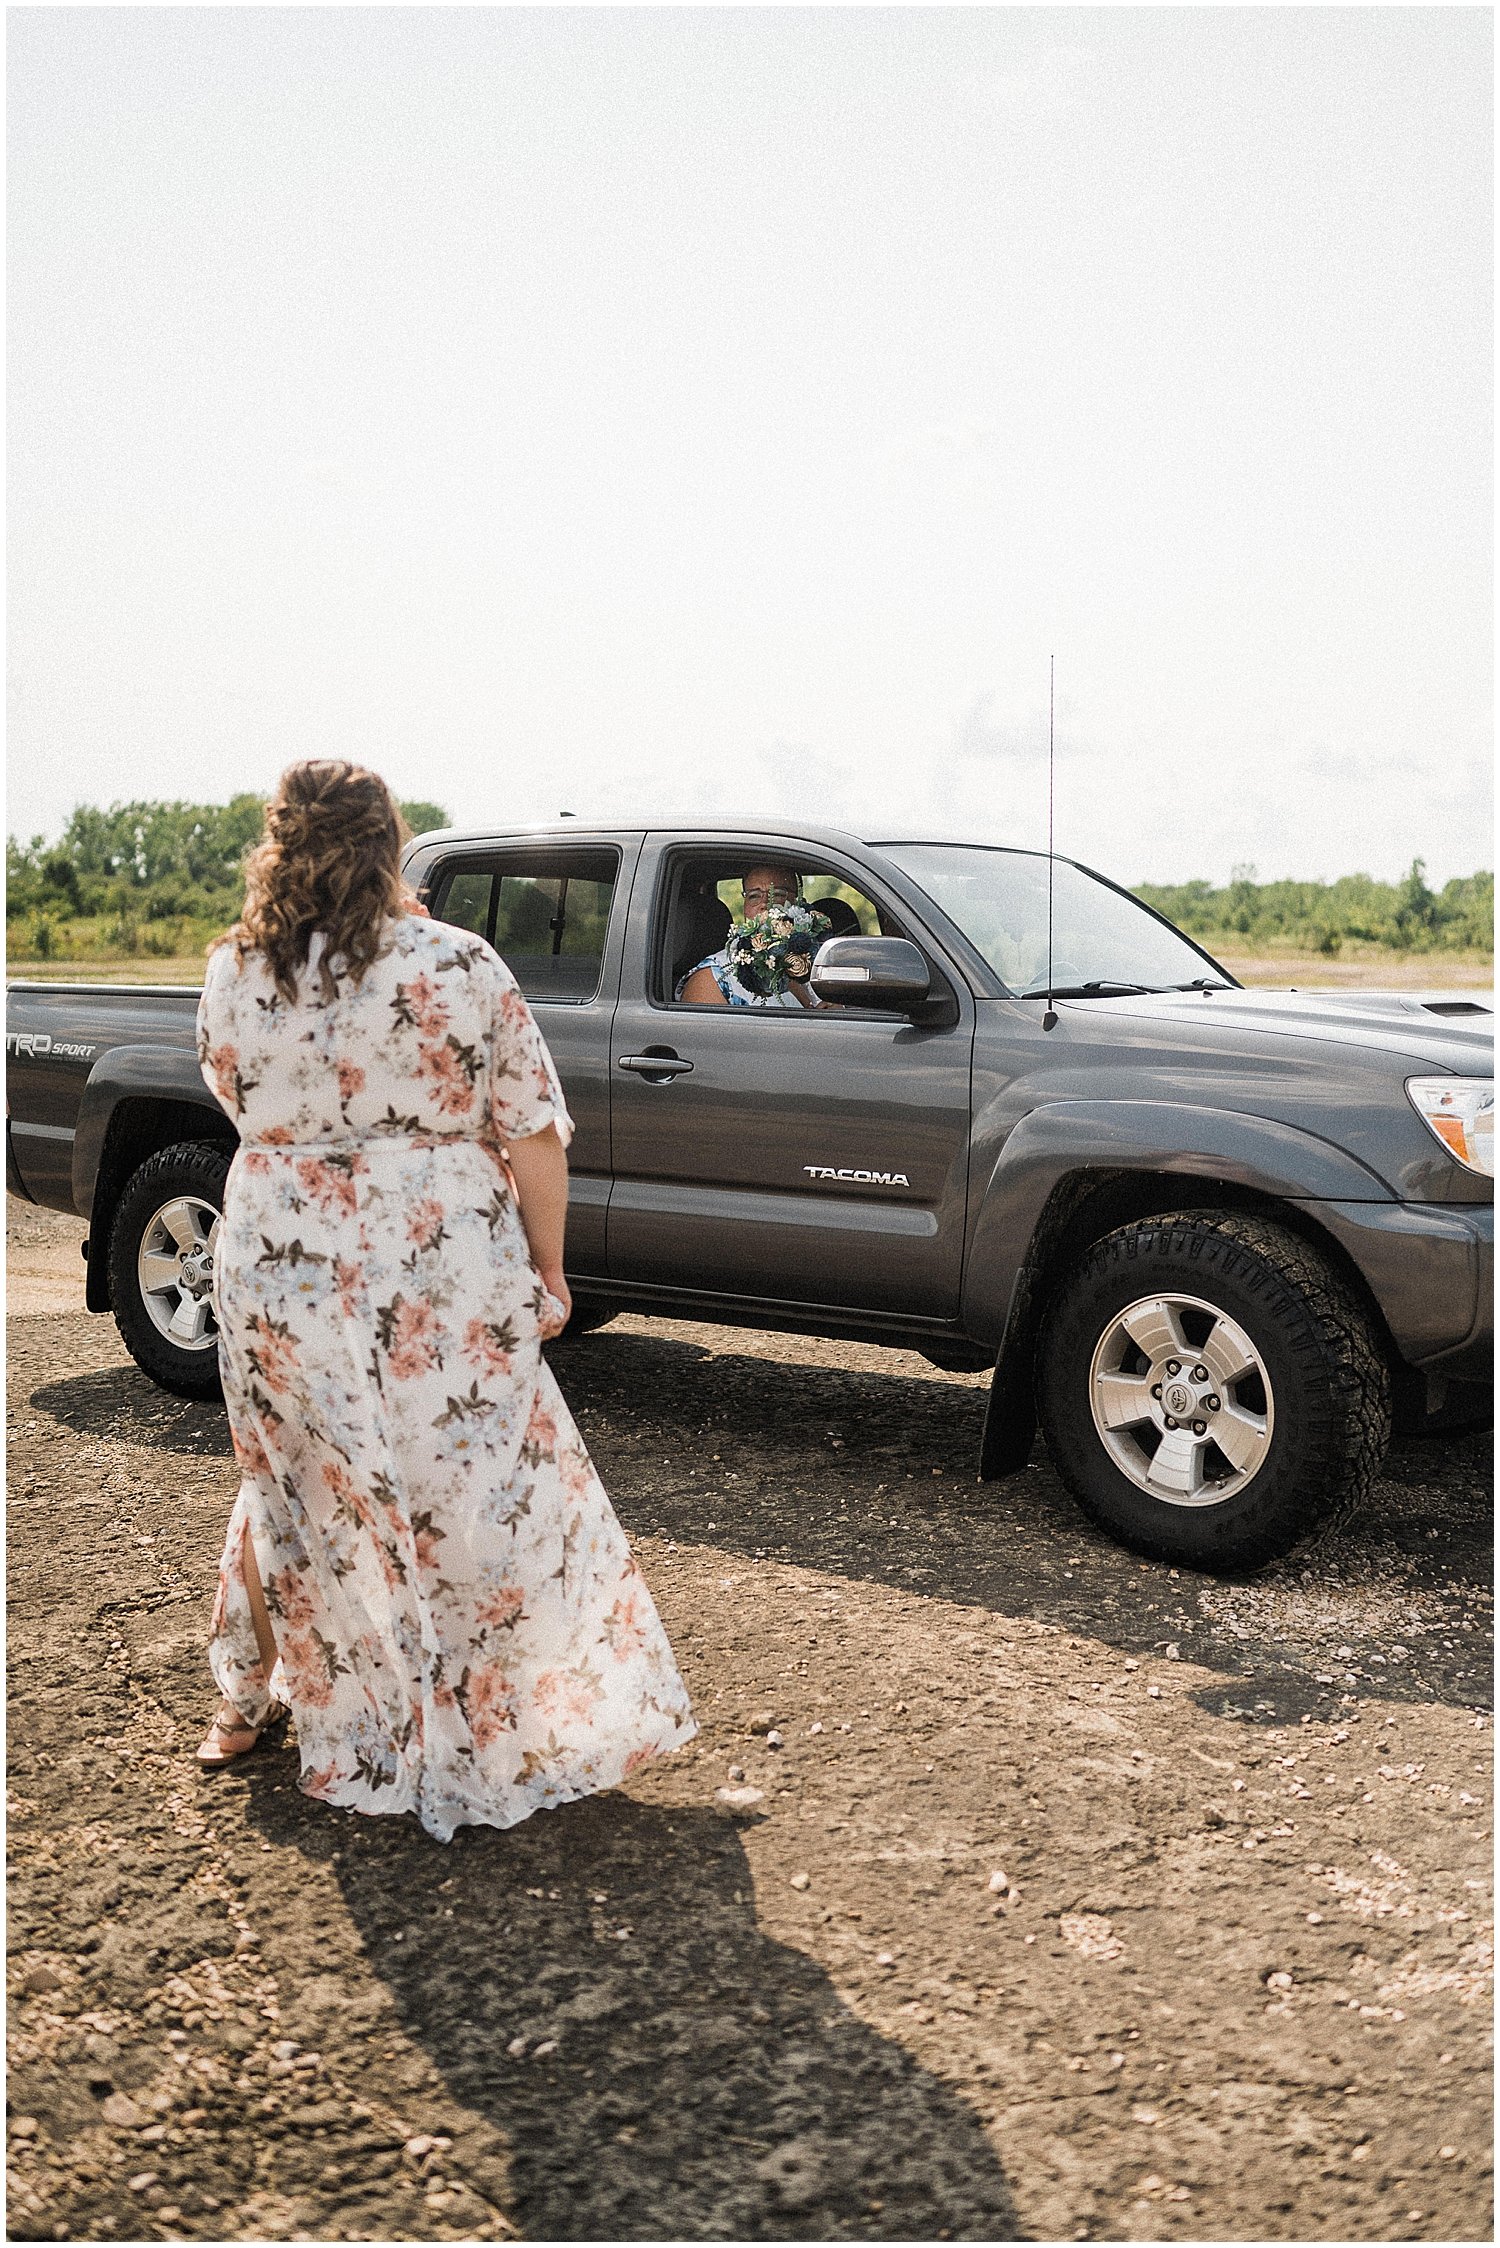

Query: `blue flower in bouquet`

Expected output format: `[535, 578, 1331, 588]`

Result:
[725, 901, 833, 997]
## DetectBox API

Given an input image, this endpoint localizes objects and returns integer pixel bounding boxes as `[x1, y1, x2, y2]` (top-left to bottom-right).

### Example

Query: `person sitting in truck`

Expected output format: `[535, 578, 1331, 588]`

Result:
[677, 864, 831, 1009]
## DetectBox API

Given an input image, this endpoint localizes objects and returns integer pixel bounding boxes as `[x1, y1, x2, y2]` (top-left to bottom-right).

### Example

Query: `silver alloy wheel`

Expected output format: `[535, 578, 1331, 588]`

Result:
[136, 1194, 222, 1353]
[1088, 1291, 1274, 1508]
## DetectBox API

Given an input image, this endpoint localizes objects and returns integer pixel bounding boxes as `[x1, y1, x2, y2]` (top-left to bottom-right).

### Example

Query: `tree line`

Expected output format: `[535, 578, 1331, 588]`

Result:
[1134, 863, 1492, 957]
[4, 800, 1492, 962]
[6, 796, 450, 961]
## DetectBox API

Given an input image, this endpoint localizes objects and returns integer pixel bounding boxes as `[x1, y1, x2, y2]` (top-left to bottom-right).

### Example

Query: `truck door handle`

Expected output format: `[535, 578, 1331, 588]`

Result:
[617, 1050, 694, 1081]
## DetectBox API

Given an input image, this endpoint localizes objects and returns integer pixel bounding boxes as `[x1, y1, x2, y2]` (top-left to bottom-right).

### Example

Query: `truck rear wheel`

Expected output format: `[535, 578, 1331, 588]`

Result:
[1037, 1212, 1391, 1572]
[108, 1141, 231, 1403]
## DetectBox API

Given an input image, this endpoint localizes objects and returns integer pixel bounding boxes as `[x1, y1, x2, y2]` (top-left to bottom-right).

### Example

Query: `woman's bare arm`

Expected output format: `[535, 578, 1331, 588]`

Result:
[504, 1121, 572, 1332]
[678, 966, 728, 1005]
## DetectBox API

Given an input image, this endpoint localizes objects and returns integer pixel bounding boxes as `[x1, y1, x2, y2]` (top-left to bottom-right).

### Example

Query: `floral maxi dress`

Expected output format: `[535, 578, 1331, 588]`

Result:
[196, 915, 696, 1842]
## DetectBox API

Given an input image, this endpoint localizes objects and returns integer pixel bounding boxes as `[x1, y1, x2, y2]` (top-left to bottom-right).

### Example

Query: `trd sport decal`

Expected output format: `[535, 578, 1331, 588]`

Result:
[5, 1032, 97, 1060]
[803, 1166, 911, 1186]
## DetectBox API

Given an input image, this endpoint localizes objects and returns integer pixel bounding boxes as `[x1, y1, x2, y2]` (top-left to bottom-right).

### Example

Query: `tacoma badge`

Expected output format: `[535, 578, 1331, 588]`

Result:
[804, 1165, 912, 1186]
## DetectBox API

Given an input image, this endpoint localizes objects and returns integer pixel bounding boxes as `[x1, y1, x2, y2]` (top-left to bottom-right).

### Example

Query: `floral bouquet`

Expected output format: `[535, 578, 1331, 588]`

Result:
[725, 901, 833, 998]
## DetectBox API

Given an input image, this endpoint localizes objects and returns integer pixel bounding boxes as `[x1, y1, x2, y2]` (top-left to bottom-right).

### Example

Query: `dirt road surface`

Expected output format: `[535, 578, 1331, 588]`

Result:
[7, 1195, 1493, 2243]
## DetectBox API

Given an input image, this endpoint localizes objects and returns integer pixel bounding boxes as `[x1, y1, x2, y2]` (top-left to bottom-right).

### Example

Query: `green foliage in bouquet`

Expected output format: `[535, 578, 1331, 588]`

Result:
[725, 901, 833, 997]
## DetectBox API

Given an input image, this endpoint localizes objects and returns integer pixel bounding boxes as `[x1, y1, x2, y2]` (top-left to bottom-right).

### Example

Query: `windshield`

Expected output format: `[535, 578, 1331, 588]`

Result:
[880, 843, 1232, 996]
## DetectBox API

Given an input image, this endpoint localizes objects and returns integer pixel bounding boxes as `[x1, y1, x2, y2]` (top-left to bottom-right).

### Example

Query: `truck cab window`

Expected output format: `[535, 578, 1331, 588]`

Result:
[661, 857, 895, 1007]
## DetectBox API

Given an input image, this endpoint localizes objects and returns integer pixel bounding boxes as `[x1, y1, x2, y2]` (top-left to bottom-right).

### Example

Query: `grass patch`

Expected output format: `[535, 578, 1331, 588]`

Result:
[7, 953, 210, 987]
[6, 914, 220, 974]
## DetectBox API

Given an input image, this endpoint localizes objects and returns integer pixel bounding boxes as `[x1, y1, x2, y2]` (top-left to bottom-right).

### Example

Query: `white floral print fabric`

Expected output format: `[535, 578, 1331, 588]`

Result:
[196, 914, 696, 1842]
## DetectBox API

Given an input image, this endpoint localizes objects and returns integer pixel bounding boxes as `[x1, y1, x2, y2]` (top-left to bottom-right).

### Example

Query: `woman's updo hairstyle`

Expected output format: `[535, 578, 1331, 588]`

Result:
[226, 761, 410, 1004]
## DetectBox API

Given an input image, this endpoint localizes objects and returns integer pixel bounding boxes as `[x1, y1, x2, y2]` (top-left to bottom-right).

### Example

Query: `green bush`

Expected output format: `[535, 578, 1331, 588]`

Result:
[400, 800, 451, 840]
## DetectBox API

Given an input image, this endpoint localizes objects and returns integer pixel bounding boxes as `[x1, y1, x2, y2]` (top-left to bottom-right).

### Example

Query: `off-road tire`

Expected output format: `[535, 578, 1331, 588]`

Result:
[1037, 1211, 1391, 1573]
[108, 1141, 231, 1403]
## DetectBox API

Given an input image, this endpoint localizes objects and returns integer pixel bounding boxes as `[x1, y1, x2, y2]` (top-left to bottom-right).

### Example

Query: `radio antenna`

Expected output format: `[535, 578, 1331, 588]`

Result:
[1042, 654, 1058, 1031]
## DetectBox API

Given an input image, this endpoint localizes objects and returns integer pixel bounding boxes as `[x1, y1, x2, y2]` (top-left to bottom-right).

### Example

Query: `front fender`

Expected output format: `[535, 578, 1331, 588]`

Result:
[72, 1046, 229, 1222]
[966, 1100, 1397, 1478]
[964, 1098, 1395, 1343]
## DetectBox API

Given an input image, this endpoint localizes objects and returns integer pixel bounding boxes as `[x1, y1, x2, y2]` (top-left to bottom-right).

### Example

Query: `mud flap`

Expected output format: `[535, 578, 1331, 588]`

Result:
[978, 1343, 1037, 1478]
[85, 1229, 112, 1315]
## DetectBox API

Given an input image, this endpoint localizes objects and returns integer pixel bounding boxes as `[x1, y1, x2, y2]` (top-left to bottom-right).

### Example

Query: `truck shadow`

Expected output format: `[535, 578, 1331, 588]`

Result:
[239, 1773, 1024, 2241]
[30, 1363, 232, 1457]
[544, 1324, 1494, 1721]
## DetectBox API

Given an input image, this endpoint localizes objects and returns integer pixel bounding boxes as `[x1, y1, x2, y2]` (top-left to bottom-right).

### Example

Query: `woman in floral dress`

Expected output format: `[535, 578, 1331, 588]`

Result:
[194, 761, 695, 1841]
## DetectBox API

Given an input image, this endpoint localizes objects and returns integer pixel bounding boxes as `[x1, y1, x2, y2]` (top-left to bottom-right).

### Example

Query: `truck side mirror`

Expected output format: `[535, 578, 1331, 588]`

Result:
[810, 935, 932, 1014]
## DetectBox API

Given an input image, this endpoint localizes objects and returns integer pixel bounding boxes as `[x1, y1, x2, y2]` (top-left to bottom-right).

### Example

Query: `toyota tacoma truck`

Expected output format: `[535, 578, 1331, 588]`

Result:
[7, 821, 1492, 1572]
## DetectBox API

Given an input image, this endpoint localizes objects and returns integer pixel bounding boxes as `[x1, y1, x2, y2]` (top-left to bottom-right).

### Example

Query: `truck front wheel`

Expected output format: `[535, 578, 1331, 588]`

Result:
[108, 1141, 231, 1403]
[1037, 1212, 1391, 1572]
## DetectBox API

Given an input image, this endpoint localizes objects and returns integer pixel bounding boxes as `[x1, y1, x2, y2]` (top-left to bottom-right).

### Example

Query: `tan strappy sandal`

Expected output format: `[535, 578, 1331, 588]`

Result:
[196, 1699, 288, 1768]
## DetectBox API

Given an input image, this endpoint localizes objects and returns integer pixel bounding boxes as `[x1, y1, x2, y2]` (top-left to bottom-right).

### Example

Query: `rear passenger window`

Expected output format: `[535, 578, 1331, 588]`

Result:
[431, 850, 620, 1003]
[441, 871, 494, 940]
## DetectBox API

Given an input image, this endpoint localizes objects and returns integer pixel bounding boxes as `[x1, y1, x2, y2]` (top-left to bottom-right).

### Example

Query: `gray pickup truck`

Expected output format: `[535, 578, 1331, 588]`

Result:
[8, 821, 1493, 1571]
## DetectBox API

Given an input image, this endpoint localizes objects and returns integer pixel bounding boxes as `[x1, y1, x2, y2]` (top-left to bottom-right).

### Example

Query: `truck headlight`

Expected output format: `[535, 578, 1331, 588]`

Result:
[1406, 1078, 1495, 1178]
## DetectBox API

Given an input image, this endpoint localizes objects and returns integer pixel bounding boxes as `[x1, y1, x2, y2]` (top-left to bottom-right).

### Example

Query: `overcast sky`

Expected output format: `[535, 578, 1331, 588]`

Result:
[8, 7, 1492, 885]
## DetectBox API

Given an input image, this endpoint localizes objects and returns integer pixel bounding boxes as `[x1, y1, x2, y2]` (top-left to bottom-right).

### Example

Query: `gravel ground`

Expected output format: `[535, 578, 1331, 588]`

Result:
[6, 1195, 1493, 2243]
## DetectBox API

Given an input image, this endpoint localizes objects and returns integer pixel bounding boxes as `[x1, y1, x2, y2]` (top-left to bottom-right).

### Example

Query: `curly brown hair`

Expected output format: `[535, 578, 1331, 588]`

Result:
[222, 761, 411, 1004]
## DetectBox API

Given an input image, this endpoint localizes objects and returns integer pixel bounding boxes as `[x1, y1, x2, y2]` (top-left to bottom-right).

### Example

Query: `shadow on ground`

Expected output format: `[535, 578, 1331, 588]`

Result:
[240, 1774, 1023, 2241]
[33, 1363, 234, 1457]
[32, 1322, 1493, 1722]
[546, 1325, 1494, 1718]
